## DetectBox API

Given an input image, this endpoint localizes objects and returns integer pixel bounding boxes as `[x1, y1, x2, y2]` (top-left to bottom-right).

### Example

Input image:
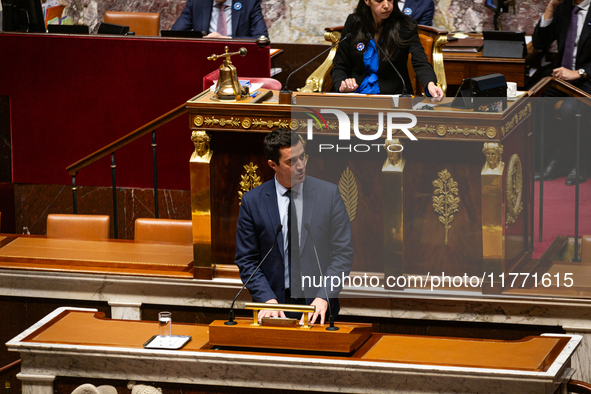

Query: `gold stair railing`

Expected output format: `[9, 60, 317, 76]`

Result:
[65, 97, 195, 238]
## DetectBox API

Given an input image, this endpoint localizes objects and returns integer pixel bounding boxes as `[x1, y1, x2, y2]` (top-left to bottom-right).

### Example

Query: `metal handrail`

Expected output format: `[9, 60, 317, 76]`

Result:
[65, 100, 191, 238]
[66, 103, 187, 175]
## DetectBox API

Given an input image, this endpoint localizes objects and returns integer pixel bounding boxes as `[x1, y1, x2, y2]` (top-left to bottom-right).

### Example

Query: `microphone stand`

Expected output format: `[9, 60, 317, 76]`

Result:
[278, 33, 352, 104]
[225, 224, 282, 325]
[365, 33, 413, 109]
[304, 223, 339, 331]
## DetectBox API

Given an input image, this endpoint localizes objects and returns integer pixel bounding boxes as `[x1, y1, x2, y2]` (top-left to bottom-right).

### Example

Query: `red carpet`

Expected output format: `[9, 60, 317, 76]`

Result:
[533, 177, 591, 258]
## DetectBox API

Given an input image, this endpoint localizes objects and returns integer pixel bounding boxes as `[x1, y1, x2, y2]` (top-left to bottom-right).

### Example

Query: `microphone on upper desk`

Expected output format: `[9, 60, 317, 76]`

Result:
[225, 224, 282, 326]
[280, 32, 352, 101]
[304, 223, 339, 331]
[365, 32, 411, 97]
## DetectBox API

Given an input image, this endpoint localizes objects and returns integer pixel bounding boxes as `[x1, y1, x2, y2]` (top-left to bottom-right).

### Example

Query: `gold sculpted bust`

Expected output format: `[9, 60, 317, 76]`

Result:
[482, 142, 503, 171]
[384, 139, 403, 167]
[191, 131, 211, 159]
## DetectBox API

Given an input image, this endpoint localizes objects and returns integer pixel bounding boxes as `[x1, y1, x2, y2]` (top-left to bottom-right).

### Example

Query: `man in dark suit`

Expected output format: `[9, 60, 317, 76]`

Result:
[533, 0, 591, 185]
[235, 129, 353, 325]
[399, 0, 435, 26]
[171, 0, 268, 39]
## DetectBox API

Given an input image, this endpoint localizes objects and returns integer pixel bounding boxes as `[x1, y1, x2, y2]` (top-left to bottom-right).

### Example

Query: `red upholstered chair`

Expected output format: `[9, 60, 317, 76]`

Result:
[134, 218, 192, 245]
[202, 69, 282, 92]
[47, 214, 110, 240]
[104, 11, 161, 36]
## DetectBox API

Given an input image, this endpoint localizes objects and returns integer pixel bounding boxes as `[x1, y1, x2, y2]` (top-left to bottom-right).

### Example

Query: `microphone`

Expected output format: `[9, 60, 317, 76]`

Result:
[225, 224, 282, 326]
[282, 33, 352, 93]
[365, 32, 410, 97]
[304, 223, 339, 331]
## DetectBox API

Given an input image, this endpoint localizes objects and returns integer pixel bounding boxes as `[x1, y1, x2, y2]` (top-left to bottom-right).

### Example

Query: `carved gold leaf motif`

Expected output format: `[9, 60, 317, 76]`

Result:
[432, 169, 460, 246]
[338, 167, 358, 222]
[238, 162, 262, 205]
[506, 154, 523, 227]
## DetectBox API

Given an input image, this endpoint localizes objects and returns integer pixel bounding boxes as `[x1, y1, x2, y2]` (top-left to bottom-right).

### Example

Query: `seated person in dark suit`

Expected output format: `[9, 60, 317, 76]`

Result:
[171, 0, 268, 39]
[235, 129, 354, 324]
[332, 0, 443, 97]
[533, 0, 591, 185]
[398, 0, 435, 26]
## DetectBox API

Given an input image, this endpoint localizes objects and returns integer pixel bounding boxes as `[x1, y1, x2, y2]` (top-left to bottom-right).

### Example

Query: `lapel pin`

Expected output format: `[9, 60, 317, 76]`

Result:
[357, 42, 365, 51]
[404, 7, 412, 15]
[234, 2, 242, 10]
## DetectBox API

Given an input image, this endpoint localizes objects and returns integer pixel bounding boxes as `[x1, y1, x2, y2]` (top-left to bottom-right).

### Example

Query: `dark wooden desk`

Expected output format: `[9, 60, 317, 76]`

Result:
[444, 43, 543, 91]
[6, 308, 581, 394]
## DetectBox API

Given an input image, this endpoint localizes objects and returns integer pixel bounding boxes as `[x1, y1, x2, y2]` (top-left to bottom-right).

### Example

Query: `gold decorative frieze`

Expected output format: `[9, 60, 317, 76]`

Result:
[251, 119, 290, 129]
[338, 167, 358, 222]
[432, 169, 460, 246]
[446, 126, 486, 137]
[408, 125, 437, 135]
[505, 154, 523, 227]
[241, 118, 252, 129]
[204, 117, 241, 127]
[238, 162, 262, 205]
[194, 115, 204, 127]
[486, 127, 497, 139]
[502, 103, 532, 136]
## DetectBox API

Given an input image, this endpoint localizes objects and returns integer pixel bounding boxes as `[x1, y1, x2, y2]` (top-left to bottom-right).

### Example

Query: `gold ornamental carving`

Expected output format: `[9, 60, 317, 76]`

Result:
[436, 125, 447, 137]
[384, 139, 403, 169]
[191, 131, 212, 162]
[485, 127, 497, 139]
[203, 116, 241, 128]
[408, 125, 437, 135]
[193, 115, 204, 127]
[241, 118, 252, 129]
[338, 167, 358, 222]
[446, 126, 486, 137]
[251, 118, 290, 129]
[432, 169, 460, 246]
[238, 162, 262, 205]
[502, 103, 532, 136]
[482, 142, 504, 172]
[505, 154, 523, 227]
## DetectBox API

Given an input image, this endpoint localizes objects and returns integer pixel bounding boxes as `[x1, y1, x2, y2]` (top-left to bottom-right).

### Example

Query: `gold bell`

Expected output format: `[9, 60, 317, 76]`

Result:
[207, 46, 248, 100]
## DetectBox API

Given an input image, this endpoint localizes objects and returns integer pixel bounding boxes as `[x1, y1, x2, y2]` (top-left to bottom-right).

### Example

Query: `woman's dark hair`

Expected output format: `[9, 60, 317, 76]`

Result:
[353, 0, 416, 59]
[264, 128, 302, 164]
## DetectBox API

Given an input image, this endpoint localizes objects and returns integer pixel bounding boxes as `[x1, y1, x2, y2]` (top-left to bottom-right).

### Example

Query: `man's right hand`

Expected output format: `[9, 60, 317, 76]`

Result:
[257, 299, 287, 322]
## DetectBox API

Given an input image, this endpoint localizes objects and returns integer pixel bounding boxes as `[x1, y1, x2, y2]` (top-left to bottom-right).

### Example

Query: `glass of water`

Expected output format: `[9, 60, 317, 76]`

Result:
[158, 311, 172, 344]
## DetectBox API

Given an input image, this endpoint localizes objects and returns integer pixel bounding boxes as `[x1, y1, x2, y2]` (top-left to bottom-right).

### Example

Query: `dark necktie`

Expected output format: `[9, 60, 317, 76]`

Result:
[562, 6, 580, 70]
[216, 3, 228, 36]
[285, 189, 301, 295]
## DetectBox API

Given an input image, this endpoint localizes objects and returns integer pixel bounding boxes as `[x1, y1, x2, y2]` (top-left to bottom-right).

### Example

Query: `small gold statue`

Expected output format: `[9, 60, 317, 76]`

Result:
[482, 142, 503, 171]
[191, 130, 212, 161]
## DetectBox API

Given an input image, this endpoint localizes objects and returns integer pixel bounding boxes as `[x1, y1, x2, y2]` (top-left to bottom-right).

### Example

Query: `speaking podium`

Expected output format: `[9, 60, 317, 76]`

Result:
[186, 88, 532, 295]
[209, 303, 373, 353]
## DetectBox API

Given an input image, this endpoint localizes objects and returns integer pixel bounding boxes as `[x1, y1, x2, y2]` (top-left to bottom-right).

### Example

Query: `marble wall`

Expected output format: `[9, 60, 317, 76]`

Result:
[55, 0, 548, 44]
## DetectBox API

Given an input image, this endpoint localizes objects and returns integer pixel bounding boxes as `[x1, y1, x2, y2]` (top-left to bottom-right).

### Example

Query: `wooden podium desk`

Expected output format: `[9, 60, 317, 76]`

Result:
[186, 90, 533, 296]
[444, 41, 543, 90]
[6, 308, 581, 394]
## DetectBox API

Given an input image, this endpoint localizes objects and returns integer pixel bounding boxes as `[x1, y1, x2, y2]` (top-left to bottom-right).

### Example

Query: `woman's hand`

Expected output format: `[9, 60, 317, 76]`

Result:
[339, 78, 359, 93]
[427, 82, 444, 102]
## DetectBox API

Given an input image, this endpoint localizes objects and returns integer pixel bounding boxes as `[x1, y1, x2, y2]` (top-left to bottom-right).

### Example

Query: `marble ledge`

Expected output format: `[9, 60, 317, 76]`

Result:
[7, 308, 580, 394]
[3, 269, 591, 327]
